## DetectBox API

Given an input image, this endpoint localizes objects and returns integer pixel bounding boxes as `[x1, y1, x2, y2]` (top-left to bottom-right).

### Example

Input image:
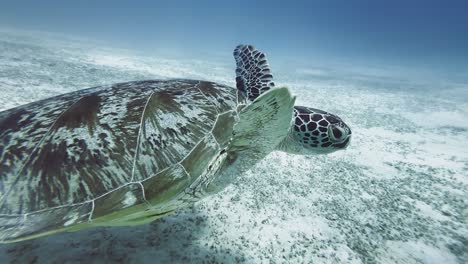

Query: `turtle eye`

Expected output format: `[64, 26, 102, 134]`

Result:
[328, 124, 347, 142]
[332, 127, 343, 139]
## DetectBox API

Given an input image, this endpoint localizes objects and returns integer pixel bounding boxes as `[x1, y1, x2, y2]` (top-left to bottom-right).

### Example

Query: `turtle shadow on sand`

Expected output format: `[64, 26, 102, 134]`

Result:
[1, 207, 246, 263]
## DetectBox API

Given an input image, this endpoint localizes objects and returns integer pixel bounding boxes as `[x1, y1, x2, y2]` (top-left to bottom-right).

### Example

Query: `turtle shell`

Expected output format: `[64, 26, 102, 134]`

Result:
[0, 79, 238, 242]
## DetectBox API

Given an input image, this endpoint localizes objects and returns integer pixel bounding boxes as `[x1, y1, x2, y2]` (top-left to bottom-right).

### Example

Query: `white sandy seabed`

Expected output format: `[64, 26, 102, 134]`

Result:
[0, 30, 467, 263]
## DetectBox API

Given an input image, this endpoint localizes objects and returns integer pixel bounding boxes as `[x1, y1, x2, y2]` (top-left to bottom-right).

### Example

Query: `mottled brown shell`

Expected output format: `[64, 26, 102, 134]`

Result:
[0, 79, 238, 242]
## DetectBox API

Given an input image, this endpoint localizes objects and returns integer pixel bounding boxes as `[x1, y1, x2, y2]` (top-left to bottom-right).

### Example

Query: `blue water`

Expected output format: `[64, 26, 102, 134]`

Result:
[1, 0, 468, 71]
[0, 1, 467, 263]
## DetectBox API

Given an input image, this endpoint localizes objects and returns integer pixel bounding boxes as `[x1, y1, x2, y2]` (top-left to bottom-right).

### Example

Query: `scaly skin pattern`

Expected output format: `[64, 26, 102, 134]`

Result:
[0, 79, 238, 242]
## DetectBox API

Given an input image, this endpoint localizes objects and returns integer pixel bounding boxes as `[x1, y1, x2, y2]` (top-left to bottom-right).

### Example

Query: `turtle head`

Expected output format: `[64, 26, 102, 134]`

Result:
[278, 106, 351, 155]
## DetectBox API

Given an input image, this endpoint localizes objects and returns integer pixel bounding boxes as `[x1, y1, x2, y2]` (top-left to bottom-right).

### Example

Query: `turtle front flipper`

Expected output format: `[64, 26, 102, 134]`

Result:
[230, 87, 295, 155]
[205, 87, 295, 195]
[233, 45, 276, 103]
[231, 45, 295, 154]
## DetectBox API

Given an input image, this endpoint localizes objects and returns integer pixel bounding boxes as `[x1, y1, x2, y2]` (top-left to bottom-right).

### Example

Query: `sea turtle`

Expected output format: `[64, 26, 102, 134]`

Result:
[0, 45, 351, 243]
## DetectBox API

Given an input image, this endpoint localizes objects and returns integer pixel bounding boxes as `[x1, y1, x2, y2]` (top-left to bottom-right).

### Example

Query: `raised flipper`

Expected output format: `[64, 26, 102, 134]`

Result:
[233, 45, 276, 103]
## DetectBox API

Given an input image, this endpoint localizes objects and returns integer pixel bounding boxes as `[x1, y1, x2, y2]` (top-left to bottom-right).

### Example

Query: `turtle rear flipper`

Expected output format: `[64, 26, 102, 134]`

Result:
[230, 87, 295, 155]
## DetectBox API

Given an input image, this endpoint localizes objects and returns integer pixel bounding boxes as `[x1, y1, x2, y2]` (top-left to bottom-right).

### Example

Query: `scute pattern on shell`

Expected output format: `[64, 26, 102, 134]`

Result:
[0, 79, 237, 216]
[132, 82, 234, 182]
[0, 81, 156, 214]
[0, 85, 106, 202]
